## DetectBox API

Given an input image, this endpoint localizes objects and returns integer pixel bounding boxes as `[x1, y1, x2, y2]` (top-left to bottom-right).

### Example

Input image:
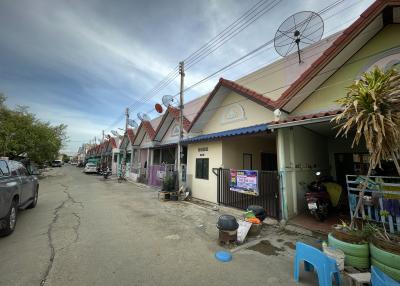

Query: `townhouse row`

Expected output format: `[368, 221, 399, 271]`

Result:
[86, 0, 400, 222]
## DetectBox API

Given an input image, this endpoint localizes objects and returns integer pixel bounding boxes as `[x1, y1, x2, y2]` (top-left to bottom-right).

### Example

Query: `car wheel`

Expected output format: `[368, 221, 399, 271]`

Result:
[0, 200, 18, 237]
[28, 187, 39, 209]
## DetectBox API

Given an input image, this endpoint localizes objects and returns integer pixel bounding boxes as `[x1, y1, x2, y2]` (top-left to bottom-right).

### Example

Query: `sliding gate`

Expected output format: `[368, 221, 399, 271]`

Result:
[213, 168, 280, 219]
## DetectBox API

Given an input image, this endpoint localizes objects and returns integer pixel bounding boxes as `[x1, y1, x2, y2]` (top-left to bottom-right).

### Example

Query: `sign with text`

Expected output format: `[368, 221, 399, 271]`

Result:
[229, 169, 259, 196]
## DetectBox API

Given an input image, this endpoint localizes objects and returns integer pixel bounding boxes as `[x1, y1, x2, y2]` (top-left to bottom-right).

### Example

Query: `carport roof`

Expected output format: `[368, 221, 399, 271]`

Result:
[181, 123, 269, 144]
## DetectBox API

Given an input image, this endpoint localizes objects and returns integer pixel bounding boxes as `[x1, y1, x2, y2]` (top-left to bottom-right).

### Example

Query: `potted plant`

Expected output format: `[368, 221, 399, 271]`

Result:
[329, 67, 400, 269]
[159, 175, 176, 201]
[329, 221, 370, 269]
[367, 211, 400, 281]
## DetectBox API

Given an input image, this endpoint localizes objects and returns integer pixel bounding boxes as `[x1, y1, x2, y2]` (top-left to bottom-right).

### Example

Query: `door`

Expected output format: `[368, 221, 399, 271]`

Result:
[17, 163, 35, 204]
[334, 153, 354, 188]
[261, 153, 277, 171]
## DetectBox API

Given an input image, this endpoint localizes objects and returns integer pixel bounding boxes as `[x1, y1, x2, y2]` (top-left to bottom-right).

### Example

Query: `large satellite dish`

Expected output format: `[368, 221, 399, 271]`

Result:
[274, 11, 324, 63]
[111, 130, 120, 137]
[162, 95, 176, 108]
[137, 112, 150, 121]
[128, 119, 138, 128]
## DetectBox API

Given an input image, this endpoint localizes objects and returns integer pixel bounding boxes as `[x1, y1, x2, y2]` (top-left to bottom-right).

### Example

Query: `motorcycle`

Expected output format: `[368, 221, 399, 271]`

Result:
[305, 172, 331, 221]
[101, 167, 112, 179]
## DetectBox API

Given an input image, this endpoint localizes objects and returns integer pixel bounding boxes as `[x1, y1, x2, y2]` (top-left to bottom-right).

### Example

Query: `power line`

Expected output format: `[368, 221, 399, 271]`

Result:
[141, 0, 366, 119]
[123, 0, 285, 120]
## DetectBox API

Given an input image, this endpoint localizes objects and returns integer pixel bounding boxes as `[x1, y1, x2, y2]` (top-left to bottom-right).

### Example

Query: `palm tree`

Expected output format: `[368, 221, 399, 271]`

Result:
[333, 66, 400, 227]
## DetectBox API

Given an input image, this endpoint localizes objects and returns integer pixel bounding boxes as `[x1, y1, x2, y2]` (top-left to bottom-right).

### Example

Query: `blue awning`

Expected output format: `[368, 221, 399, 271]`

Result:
[181, 123, 269, 144]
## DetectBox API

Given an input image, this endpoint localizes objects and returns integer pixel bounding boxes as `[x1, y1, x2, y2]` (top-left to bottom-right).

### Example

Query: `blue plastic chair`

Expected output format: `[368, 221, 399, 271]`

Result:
[371, 266, 400, 286]
[294, 242, 340, 286]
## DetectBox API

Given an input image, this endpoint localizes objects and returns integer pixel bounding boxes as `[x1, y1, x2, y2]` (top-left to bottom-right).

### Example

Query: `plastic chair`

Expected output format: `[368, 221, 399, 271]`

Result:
[371, 266, 400, 286]
[294, 242, 340, 286]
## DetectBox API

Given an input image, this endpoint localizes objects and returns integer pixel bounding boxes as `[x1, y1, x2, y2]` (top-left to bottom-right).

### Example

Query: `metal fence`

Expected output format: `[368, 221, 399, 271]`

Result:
[346, 175, 400, 233]
[213, 168, 280, 219]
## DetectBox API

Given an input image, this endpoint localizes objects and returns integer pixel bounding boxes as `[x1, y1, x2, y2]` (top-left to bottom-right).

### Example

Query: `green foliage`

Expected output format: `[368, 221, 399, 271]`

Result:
[62, 154, 70, 163]
[0, 94, 67, 163]
[333, 67, 400, 172]
[162, 175, 176, 192]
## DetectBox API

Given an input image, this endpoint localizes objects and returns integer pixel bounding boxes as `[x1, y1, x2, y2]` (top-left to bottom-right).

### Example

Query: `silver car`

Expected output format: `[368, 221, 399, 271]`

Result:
[0, 159, 39, 237]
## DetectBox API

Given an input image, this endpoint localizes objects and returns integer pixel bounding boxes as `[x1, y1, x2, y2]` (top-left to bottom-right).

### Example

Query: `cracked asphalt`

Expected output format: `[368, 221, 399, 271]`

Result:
[0, 166, 316, 286]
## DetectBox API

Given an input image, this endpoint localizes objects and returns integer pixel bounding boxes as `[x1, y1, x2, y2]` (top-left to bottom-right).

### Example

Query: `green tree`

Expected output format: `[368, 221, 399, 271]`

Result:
[333, 67, 400, 226]
[0, 94, 67, 163]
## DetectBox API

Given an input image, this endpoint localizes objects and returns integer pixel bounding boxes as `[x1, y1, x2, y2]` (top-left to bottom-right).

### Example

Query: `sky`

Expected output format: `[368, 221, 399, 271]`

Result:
[0, 0, 374, 154]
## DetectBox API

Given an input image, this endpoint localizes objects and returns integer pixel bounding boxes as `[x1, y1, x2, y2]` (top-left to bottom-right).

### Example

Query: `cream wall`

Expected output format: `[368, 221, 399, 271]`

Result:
[187, 141, 222, 203]
[221, 136, 276, 170]
[277, 126, 329, 218]
[293, 25, 400, 115]
[202, 91, 275, 134]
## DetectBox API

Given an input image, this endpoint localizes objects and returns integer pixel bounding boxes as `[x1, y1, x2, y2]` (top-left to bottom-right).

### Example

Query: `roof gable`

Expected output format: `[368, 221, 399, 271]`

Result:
[153, 106, 191, 142]
[189, 78, 279, 132]
[278, 1, 400, 112]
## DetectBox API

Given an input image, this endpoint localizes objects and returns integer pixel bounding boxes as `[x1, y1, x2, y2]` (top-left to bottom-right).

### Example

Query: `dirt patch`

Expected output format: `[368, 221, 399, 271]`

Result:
[284, 241, 296, 250]
[248, 240, 284, 256]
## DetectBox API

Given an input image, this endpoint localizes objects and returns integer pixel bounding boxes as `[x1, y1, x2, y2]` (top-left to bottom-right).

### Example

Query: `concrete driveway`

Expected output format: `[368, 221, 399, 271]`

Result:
[0, 166, 317, 286]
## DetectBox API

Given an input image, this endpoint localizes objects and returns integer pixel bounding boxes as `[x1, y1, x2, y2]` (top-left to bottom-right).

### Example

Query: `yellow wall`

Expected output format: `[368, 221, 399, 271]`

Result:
[294, 25, 400, 115]
[187, 141, 222, 203]
[202, 91, 275, 134]
[222, 136, 276, 170]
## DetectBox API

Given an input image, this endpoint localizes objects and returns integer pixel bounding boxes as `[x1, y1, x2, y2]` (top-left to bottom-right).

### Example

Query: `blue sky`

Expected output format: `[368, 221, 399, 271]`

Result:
[0, 0, 374, 154]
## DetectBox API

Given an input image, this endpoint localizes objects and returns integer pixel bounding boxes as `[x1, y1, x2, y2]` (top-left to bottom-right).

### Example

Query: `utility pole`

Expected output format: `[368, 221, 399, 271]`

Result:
[125, 107, 129, 133]
[102, 130, 105, 143]
[177, 61, 185, 186]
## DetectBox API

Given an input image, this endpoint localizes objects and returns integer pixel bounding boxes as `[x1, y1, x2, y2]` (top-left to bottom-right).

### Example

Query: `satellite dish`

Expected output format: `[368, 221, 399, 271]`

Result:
[274, 11, 324, 63]
[162, 95, 175, 107]
[137, 112, 150, 121]
[128, 119, 138, 128]
[111, 130, 120, 137]
[155, 103, 163, 113]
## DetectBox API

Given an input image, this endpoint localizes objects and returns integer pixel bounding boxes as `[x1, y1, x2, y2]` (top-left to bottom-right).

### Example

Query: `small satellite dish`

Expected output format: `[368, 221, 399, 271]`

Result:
[137, 112, 150, 121]
[111, 130, 120, 137]
[155, 103, 163, 113]
[128, 119, 138, 128]
[274, 11, 324, 63]
[162, 95, 175, 107]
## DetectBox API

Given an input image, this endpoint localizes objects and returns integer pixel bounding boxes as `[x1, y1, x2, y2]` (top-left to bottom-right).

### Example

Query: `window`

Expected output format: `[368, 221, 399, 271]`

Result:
[196, 158, 209, 180]
[243, 153, 252, 169]
[18, 166, 29, 176]
[113, 154, 118, 163]
[0, 160, 9, 176]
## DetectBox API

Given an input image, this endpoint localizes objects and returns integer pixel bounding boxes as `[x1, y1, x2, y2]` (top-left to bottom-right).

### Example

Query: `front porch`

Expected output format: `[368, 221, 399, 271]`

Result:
[275, 116, 399, 232]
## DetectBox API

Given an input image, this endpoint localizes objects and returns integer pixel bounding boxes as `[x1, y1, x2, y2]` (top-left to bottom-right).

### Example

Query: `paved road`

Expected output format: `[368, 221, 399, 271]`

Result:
[0, 166, 315, 286]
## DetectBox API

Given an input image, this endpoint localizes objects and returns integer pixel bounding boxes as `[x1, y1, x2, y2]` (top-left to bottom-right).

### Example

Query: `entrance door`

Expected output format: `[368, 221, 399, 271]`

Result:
[334, 153, 354, 188]
[261, 153, 277, 171]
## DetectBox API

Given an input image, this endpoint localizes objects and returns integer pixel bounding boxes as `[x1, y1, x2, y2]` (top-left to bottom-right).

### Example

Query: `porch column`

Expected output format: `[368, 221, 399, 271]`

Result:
[277, 129, 288, 221]
[289, 127, 298, 215]
[146, 148, 150, 178]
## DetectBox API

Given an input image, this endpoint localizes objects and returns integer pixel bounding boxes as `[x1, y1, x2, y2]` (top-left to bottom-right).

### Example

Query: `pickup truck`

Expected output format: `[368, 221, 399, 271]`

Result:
[0, 159, 39, 237]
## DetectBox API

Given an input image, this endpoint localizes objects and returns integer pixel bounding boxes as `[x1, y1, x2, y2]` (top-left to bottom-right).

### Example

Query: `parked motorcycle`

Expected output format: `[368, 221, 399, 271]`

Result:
[101, 167, 112, 179]
[305, 172, 331, 221]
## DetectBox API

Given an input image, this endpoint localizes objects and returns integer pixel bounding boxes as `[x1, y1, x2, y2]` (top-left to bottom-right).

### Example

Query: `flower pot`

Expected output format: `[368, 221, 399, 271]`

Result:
[331, 224, 365, 244]
[370, 237, 400, 281]
[328, 233, 370, 269]
[159, 191, 170, 201]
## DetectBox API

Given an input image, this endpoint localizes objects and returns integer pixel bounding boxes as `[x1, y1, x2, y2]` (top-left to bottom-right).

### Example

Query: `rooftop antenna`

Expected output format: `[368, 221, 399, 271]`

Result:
[128, 119, 139, 128]
[161, 94, 176, 108]
[274, 11, 324, 64]
[137, 112, 150, 121]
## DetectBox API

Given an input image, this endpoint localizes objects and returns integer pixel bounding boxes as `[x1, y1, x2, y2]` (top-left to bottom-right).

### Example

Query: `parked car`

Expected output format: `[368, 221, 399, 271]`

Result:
[0, 159, 39, 237]
[84, 163, 97, 174]
[51, 160, 62, 167]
